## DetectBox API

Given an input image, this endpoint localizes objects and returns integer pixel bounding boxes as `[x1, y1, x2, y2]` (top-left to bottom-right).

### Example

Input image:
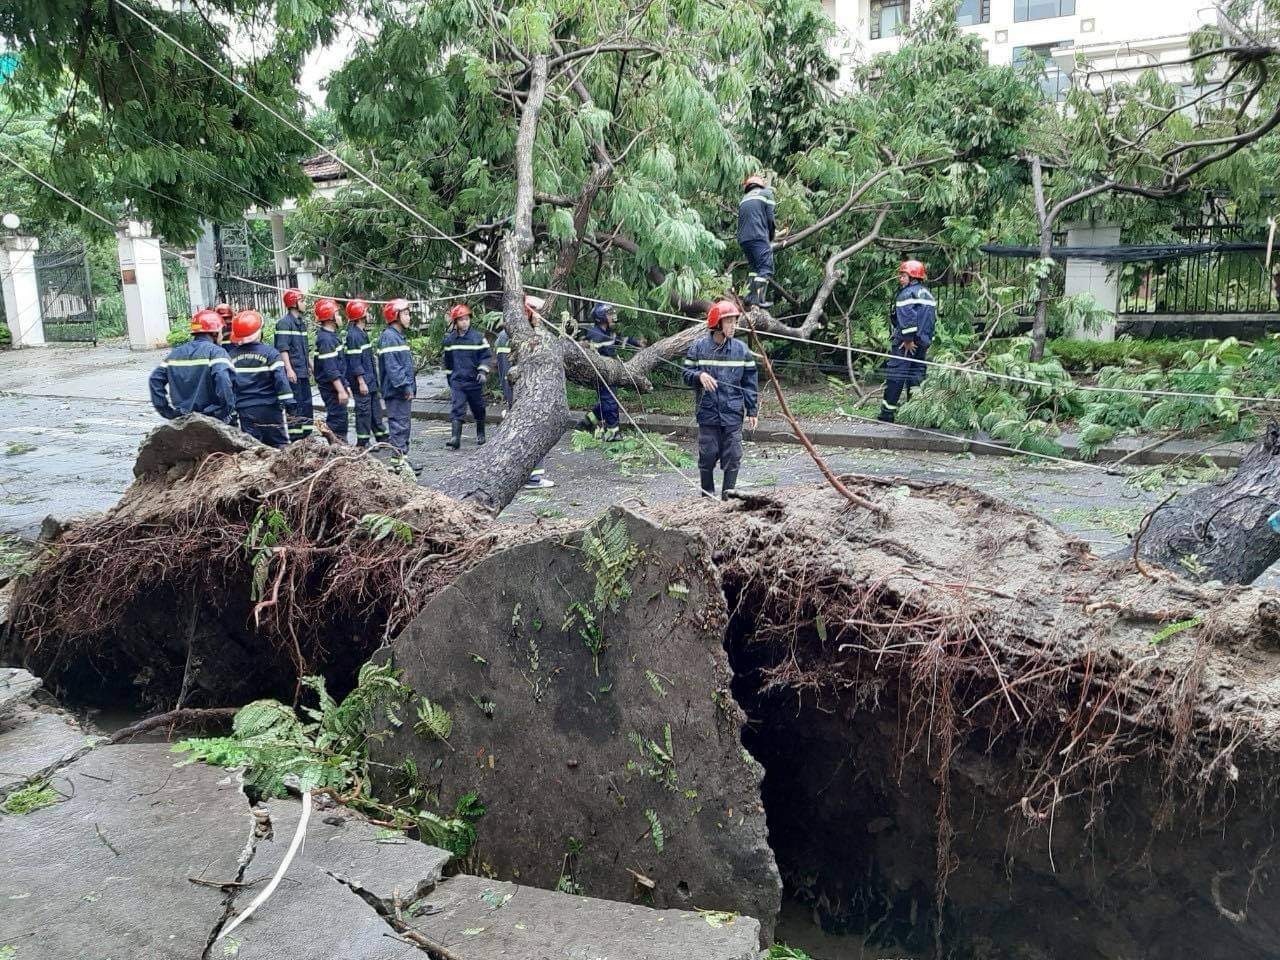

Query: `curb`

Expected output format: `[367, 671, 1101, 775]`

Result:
[404, 398, 1246, 470]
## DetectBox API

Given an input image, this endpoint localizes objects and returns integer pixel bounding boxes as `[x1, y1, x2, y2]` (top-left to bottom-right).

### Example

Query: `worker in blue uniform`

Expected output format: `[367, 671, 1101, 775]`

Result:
[878, 260, 937, 424]
[581, 302, 644, 442]
[495, 296, 555, 489]
[442, 303, 491, 450]
[313, 297, 350, 441]
[343, 298, 388, 448]
[682, 300, 759, 500]
[274, 287, 313, 440]
[149, 308, 236, 422]
[378, 297, 418, 467]
[227, 309, 295, 448]
[738, 174, 776, 308]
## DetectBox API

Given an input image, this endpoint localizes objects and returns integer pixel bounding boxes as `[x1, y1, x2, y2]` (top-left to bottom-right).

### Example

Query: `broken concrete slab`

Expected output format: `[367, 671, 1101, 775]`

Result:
[406, 874, 761, 960]
[373, 508, 781, 939]
[0, 703, 90, 794]
[132, 412, 260, 480]
[224, 801, 453, 960]
[0, 743, 252, 959]
[0, 667, 40, 722]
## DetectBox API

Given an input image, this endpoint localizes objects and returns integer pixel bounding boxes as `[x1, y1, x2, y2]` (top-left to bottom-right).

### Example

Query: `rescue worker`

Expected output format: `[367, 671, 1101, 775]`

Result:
[313, 297, 351, 440]
[495, 296, 554, 489]
[878, 260, 937, 424]
[214, 302, 235, 340]
[343, 299, 388, 448]
[274, 287, 313, 440]
[683, 300, 758, 500]
[149, 308, 236, 422]
[442, 303, 491, 450]
[738, 174, 776, 308]
[378, 297, 418, 466]
[581, 302, 644, 442]
[227, 309, 294, 448]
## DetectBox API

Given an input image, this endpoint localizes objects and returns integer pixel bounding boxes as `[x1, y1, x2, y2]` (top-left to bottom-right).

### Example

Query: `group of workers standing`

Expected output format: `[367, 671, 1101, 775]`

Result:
[148, 173, 936, 500]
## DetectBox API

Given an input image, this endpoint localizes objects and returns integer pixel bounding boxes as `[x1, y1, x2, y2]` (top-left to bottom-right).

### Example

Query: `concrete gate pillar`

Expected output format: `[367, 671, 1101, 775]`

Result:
[269, 212, 291, 277]
[1063, 221, 1120, 342]
[117, 221, 170, 350]
[0, 235, 45, 347]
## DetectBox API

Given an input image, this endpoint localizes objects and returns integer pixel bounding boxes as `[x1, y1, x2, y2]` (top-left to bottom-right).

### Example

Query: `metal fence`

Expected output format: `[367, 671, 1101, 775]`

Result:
[1119, 223, 1279, 315]
[215, 270, 297, 316]
[34, 244, 97, 343]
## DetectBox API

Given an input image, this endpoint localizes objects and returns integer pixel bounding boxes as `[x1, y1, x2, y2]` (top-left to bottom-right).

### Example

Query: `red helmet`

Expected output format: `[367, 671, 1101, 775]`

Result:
[524, 295, 545, 317]
[448, 303, 472, 323]
[345, 298, 368, 321]
[283, 288, 304, 309]
[314, 298, 339, 322]
[214, 302, 233, 318]
[382, 298, 410, 323]
[707, 300, 742, 329]
[743, 174, 767, 189]
[230, 310, 264, 345]
[190, 309, 223, 334]
[899, 260, 927, 280]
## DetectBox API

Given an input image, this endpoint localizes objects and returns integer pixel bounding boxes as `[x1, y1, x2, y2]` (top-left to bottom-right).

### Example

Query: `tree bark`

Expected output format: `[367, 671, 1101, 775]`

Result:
[1133, 424, 1280, 585]
[1029, 156, 1052, 362]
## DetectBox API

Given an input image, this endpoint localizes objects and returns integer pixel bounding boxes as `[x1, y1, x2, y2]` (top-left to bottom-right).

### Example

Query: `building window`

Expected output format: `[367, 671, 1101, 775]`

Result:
[956, 0, 991, 26]
[1014, 0, 1075, 22]
[870, 0, 909, 40]
[1014, 43, 1071, 101]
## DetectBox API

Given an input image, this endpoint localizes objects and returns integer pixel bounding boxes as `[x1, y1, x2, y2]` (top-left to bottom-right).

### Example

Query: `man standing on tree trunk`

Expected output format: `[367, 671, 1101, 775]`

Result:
[738, 174, 776, 308]
[443, 303, 492, 451]
[878, 260, 936, 424]
[313, 298, 350, 441]
[274, 287, 313, 441]
[684, 300, 758, 500]
[378, 298, 418, 471]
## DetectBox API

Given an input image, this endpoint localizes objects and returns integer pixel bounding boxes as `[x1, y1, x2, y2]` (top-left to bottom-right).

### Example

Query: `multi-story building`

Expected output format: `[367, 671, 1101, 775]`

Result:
[822, 0, 1219, 98]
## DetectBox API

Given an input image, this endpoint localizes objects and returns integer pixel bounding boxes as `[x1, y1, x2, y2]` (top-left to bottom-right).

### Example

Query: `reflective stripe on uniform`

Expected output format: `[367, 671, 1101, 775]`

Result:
[163, 357, 232, 368]
[692, 358, 756, 367]
[739, 194, 776, 206]
[443, 343, 489, 351]
[346, 344, 372, 354]
[275, 330, 308, 337]
[378, 344, 412, 354]
[899, 326, 918, 335]
[881, 400, 898, 411]
[896, 297, 935, 307]
[316, 349, 342, 359]
[277, 393, 294, 401]
[529, 468, 545, 477]
[495, 346, 511, 354]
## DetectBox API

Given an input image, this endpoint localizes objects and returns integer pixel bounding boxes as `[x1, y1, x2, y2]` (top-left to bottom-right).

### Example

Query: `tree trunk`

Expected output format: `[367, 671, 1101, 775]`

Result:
[1029, 155, 1052, 361]
[1133, 423, 1280, 584]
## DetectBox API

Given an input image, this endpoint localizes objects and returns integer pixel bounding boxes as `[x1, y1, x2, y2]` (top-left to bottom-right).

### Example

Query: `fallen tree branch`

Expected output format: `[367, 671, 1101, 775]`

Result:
[107, 707, 238, 744]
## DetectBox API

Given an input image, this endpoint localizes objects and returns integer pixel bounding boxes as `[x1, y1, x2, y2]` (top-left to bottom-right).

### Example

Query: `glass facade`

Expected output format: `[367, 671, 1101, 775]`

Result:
[1014, 0, 1076, 22]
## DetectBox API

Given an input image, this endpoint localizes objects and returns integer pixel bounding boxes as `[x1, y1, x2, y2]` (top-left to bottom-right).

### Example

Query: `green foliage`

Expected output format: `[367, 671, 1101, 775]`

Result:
[644, 808, 664, 853]
[765, 947, 815, 960]
[175, 662, 412, 798]
[358, 513, 414, 545]
[417, 792, 487, 857]
[2, 781, 62, 815]
[581, 518, 642, 613]
[244, 507, 292, 602]
[414, 698, 454, 745]
[628, 724, 677, 789]
[571, 429, 695, 475]
[1151, 617, 1203, 645]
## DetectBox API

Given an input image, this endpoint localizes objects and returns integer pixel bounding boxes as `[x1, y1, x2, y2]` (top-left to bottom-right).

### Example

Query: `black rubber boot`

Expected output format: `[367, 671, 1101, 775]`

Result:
[752, 277, 774, 309]
[721, 469, 739, 501]
[476, 416, 486, 446]
[877, 408, 895, 423]
[446, 420, 462, 450]
[700, 469, 717, 499]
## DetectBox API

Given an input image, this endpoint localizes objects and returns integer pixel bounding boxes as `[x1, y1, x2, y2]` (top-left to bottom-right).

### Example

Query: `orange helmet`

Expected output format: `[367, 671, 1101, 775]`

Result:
[743, 174, 767, 190]
[345, 298, 368, 321]
[448, 303, 472, 324]
[282, 288, 304, 309]
[899, 260, 927, 280]
[382, 298, 410, 323]
[190, 309, 223, 335]
[230, 310, 264, 345]
[707, 299, 742, 329]
[314, 298, 339, 322]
